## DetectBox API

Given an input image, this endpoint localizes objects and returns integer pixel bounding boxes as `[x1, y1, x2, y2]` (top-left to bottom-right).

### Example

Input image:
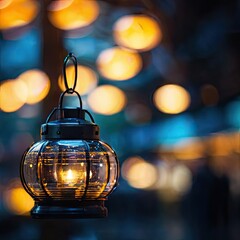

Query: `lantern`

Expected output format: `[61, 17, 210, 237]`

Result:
[20, 53, 119, 218]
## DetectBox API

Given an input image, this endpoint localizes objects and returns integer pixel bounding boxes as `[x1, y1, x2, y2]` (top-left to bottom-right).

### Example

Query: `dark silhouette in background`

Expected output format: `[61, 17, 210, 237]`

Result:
[187, 155, 230, 240]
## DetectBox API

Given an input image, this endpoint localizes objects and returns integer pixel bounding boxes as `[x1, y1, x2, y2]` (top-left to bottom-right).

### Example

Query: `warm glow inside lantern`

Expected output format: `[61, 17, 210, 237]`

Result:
[20, 53, 119, 218]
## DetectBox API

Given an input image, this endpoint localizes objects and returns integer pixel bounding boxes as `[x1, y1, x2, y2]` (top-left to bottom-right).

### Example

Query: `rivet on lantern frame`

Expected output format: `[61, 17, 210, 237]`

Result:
[20, 53, 119, 219]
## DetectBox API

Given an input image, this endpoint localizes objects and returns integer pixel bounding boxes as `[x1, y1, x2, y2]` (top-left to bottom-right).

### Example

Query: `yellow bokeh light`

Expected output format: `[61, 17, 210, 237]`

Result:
[113, 14, 162, 52]
[173, 137, 205, 160]
[171, 164, 192, 193]
[0, 0, 12, 9]
[87, 85, 127, 115]
[4, 187, 34, 215]
[123, 157, 158, 189]
[48, 0, 99, 30]
[58, 65, 98, 95]
[153, 84, 190, 114]
[0, 0, 39, 30]
[0, 79, 28, 112]
[97, 47, 142, 81]
[18, 70, 50, 104]
[121, 156, 145, 180]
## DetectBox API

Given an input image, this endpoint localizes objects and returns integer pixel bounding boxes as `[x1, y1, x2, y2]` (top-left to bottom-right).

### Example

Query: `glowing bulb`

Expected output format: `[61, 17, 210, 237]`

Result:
[0, 0, 39, 30]
[61, 169, 78, 186]
[113, 14, 162, 51]
[66, 169, 74, 181]
[87, 85, 127, 115]
[18, 70, 50, 104]
[96, 47, 142, 81]
[0, 79, 28, 112]
[48, 0, 99, 30]
[58, 65, 98, 95]
[153, 84, 190, 114]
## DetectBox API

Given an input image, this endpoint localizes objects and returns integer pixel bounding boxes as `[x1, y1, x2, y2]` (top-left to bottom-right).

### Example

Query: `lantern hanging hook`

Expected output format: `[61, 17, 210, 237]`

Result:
[63, 52, 78, 94]
[58, 52, 83, 109]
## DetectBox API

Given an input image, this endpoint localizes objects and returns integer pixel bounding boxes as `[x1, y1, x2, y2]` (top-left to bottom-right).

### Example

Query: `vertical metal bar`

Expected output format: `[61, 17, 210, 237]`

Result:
[20, 146, 36, 198]
[107, 151, 119, 196]
[97, 152, 110, 199]
[37, 141, 51, 198]
[82, 141, 91, 199]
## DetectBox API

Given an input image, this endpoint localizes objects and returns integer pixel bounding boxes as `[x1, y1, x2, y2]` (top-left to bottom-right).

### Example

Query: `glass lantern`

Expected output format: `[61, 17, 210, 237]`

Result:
[20, 53, 119, 218]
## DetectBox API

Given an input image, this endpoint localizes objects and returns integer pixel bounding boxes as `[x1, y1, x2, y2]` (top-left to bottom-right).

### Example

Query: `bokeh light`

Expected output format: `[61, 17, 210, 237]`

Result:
[113, 14, 162, 52]
[3, 180, 34, 215]
[87, 85, 127, 115]
[153, 84, 191, 114]
[173, 137, 205, 160]
[0, 79, 28, 112]
[208, 133, 235, 156]
[58, 64, 98, 95]
[171, 164, 192, 193]
[0, 0, 39, 30]
[156, 163, 192, 201]
[18, 69, 50, 104]
[48, 0, 99, 30]
[122, 156, 158, 189]
[201, 84, 219, 106]
[96, 47, 142, 81]
[0, 0, 12, 9]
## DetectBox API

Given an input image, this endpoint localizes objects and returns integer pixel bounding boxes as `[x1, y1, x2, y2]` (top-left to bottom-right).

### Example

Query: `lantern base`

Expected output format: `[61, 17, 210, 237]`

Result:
[31, 200, 107, 219]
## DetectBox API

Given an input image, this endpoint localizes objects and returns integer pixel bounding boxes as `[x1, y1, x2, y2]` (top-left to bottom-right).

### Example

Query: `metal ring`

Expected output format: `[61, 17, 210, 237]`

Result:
[63, 52, 78, 92]
[58, 89, 83, 109]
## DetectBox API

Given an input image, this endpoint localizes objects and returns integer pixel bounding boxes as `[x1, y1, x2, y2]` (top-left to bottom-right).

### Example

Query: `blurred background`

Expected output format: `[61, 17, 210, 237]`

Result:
[0, 0, 240, 239]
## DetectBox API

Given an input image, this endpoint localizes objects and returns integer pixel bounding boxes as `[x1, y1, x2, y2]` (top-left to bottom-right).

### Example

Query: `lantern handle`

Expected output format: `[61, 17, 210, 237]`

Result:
[58, 89, 83, 109]
[63, 52, 78, 93]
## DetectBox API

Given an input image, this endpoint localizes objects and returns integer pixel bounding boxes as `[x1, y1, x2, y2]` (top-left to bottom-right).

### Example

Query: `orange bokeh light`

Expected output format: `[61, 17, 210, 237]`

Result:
[97, 47, 142, 81]
[0, 0, 39, 30]
[153, 84, 190, 114]
[113, 14, 162, 51]
[0, 79, 28, 112]
[87, 85, 127, 115]
[18, 70, 50, 104]
[48, 0, 99, 30]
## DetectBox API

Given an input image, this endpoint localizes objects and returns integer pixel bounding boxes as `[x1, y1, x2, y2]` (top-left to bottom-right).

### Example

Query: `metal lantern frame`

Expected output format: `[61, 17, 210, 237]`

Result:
[20, 53, 119, 219]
